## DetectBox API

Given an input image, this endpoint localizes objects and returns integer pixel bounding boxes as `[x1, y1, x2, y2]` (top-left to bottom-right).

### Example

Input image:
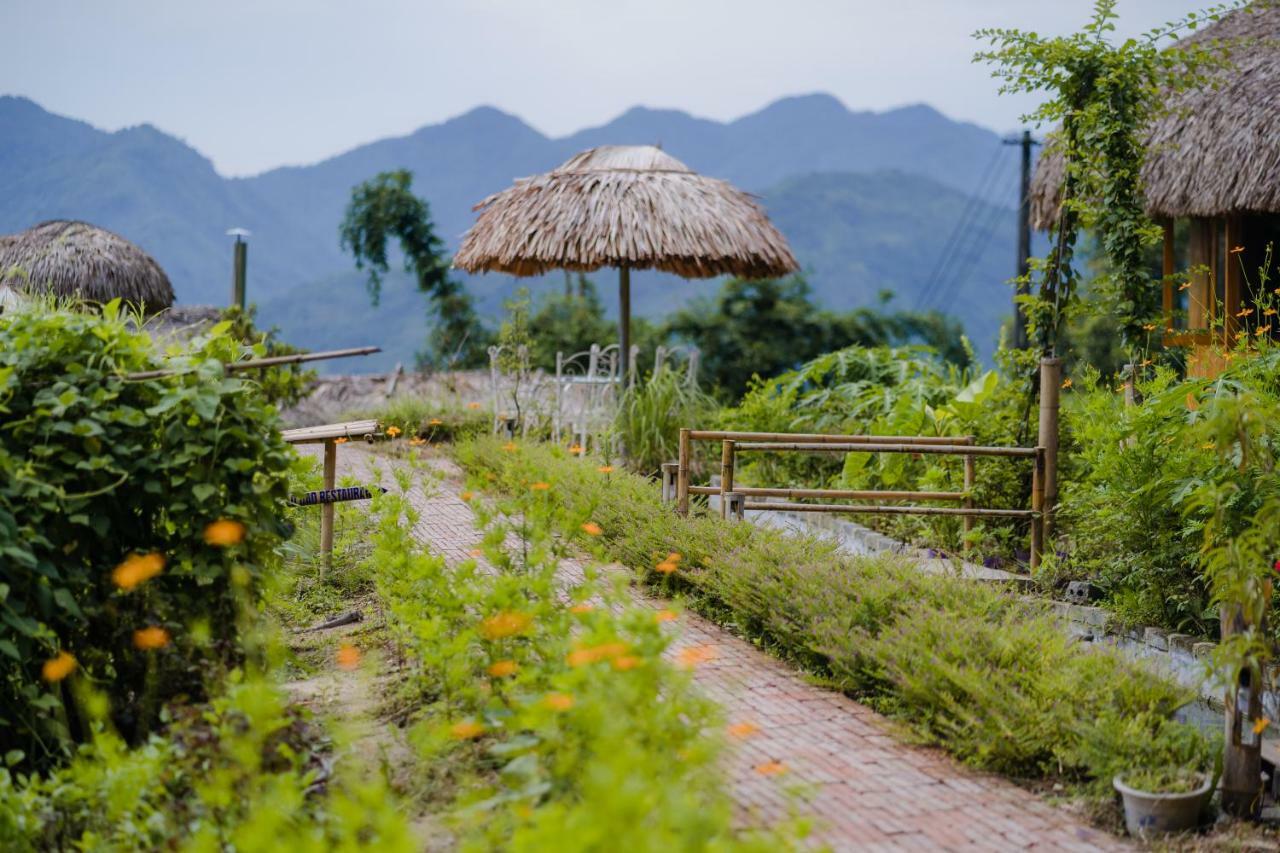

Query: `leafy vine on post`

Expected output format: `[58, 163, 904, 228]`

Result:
[340, 169, 490, 369]
[976, 0, 1239, 360]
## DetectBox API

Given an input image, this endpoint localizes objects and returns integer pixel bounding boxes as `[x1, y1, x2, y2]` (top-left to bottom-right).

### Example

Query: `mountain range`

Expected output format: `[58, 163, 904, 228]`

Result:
[0, 93, 1024, 370]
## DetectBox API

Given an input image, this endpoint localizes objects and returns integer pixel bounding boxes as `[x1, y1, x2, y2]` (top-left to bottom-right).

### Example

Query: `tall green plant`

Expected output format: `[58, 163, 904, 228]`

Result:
[614, 365, 718, 476]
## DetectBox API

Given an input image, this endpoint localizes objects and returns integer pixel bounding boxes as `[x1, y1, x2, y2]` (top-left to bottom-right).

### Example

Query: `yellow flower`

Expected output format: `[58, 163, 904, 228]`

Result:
[461, 491, 475, 501]
[112, 552, 165, 591]
[336, 643, 361, 671]
[611, 655, 641, 671]
[203, 519, 246, 548]
[597, 465, 614, 474]
[1141, 323, 1157, 332]
[1257, 325, 1272, 336]
[1266, 308, 1278, 317]
[501, 442, 518, 452]
[754, 761, 788, 777]
[1253, 717, 1270, 735]
[1061, 378, 1073, 389]
[385, 425, 402, 438]
[487, 659, 519, 678]
[530, 481, 550, 491]
[676, 645, 717, 668]
[450, 720, 485, 740]
[467, 401, 482, 410]
[480, 611, 532, 640]
[580, 521, 603, 536]
[654, 560, 678, 575]
[728, 721, 760, 739]
[1200, 442, 1215, 450]
[42, 651, 77, 682]
[569, 603, 594, 614]
[428, 418, 443, 426]
[542, 693, 574, 712]
[654, 609, 678, 623]
[132, 626, 170, 650]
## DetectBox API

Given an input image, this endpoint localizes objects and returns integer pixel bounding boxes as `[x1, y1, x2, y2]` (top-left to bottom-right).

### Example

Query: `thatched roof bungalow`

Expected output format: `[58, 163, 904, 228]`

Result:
[0, 220, 175, 313]
[1028, 3, 1280, 376]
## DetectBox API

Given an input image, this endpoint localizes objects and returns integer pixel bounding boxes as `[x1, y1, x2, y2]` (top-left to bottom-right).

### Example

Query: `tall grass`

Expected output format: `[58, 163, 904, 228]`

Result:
[614, 366, 718, 476]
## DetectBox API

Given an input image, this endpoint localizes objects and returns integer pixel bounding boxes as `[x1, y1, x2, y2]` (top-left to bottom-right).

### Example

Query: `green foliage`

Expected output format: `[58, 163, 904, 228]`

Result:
[665, 277, 969, 397]
[526, 276, 618, 369]
[366, 455, 797, 849]
[219, 304, 316, 409]
[977, 0, 1239, 356]
[340, 169, 490, 368]
[614, 365, 719, 477]
[0, 302, 295, 770]
[0, 679, 414, 851]
[456, 437, 1207, 798]
[350, 396, 488, 445]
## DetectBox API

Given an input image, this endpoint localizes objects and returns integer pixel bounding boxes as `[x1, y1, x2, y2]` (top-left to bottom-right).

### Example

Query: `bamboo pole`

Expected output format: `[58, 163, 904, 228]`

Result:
[660, 462, 679, 504]
[126, 346, 382, 381]
[687, 430, 967, 445]
[1030, 446, 1045, 571]
[963, 436, 976, 552]
[1038, 358, 1061, 544]
[719, 440, 735, 519]
[734, 442, 1037, 458]
[687, 485, 965, 502]
[676, 428, 691, 516]
[321, 439, 337, 575]
[1221, 603, 1264, 818]
[741, 502, 1037, 519]
[618, 264, 631, 381]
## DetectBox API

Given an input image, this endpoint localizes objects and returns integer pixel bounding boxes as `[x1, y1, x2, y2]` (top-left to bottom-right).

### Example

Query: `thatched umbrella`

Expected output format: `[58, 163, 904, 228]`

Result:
[453, 145, 798, 377]
[1029, 4, 1280, 227]
[0, 220, 175, 312]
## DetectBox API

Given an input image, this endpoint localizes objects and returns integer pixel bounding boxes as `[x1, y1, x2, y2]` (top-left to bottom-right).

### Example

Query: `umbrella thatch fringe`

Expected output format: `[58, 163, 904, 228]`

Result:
[454, 145, 798, 278]
[0, 220, 175, 311]
[1029, 3, 1280, 228]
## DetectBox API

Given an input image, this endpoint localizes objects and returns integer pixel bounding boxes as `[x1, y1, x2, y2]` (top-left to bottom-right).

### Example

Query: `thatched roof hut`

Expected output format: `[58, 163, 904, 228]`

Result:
[454, 145, 797, 278]
[0, 220, 175, 312]
[455, 144, 797, 376]
[1029, 3, 1280, 228]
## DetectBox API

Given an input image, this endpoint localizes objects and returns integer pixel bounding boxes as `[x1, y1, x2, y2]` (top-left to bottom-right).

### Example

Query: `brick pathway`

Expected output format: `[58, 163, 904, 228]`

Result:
[301, 443, 1122, 852]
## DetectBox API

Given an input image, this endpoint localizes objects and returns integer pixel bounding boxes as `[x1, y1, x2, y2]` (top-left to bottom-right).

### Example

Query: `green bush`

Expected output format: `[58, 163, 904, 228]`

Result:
[456, 437, 1208, 796]
[614, 364, 718, 476]
[0, 302, 295, 770]
[351, 395, 489, 443]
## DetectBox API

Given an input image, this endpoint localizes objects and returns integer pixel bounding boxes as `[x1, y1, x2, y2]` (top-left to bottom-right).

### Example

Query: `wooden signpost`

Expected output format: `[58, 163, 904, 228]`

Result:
[280, 419, 379, 570]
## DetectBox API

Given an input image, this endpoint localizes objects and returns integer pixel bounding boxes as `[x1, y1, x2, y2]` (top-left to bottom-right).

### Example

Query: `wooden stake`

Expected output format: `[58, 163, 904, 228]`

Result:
[1038, 358, 1061, 543]
[676, 428, 690, 516]
[1030, 446, 1045, 571]
[1221, 603, 1264, 818]
[321, 439, 336, 574]
[719, 440, 735, 519]
[618, 264, 631, 382]
[963, 436, 976, 552]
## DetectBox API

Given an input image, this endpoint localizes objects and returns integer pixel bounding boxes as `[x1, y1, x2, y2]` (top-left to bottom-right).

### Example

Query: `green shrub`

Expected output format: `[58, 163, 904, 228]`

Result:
[365, 456, 798, 849]
[614, 364, 718, 476]
[351, 395, 489, 443]
[456, 436, 1208, 797]
[0, 302, 295, 770]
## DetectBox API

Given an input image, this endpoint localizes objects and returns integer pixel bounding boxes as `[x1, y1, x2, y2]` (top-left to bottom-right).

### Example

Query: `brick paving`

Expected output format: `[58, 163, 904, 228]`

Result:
[301, 443, 1122, 851]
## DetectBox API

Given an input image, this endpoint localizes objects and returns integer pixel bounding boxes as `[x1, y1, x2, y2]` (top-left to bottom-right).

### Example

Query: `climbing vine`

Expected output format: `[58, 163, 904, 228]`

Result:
[976, 0, 1241, 358]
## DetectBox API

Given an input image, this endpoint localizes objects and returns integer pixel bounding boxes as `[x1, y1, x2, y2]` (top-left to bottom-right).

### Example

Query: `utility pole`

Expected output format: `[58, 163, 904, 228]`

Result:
[1004, 131, 1037, 349]
[227, 228, 250, 311]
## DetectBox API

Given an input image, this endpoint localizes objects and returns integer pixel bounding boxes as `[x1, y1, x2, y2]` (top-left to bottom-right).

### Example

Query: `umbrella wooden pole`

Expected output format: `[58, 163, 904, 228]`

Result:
[618, 264, 631, 381]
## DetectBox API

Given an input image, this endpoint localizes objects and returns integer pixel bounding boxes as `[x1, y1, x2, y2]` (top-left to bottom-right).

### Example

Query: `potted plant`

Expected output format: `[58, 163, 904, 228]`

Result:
[1113, 766, 1214, 838]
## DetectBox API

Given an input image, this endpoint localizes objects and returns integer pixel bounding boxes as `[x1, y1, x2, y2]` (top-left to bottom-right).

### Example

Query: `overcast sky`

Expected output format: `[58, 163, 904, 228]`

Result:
[3, 0, 1184, 177]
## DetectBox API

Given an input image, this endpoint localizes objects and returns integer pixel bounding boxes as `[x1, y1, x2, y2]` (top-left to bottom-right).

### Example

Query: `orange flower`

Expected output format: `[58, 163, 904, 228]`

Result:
[487, 659, 519, 678]
[1179, 280, 1192, 291]
[501, 442, 518, 452]
[666, 552, 682, 563]
[132, 626, 170, 650]
[1231, 245, 1245, 254]
[450, 720, 485, 740]
[112, 552, 165, 590]
[203, 519, 246, 548]
[580, 521, 603, 536]
[42, 651, 76, 682]
[676, 645, 717, 668]
[654, 609, 678, 623]
[568, 444, 584, 455]
[530, 482, 551, 491]
[567, 642, 629, 667]
[543, 693, 574, 712]
[612, 655, 641, 671]
[1265, 308, 1277, 317]
[336, 643, 361, 671]
[1141, 323, 1157, 332]
[569, 603, 594, 614]
[1237, 307, 1254, 318]
[467, 401, 482, 410]
[1257, 325, 1272, 336]
[461, 491, 475, 501]
[728, 721, 760, 739]
[754, 761, 788, 777]
[480, 611, 532, 640]
[654, 560, 678, 575]
[1185, 392, 1199, 412]
[468, 548, 484, 558]
[1253, 717, 1270, 736]
[334, 437, 348, 444]
[1061, 378, 1073, 389]
[597, 465, 614, 474]
[428, 418, 443, 426]
[408, 437, 426, 446]
[385, 425, 402, 438]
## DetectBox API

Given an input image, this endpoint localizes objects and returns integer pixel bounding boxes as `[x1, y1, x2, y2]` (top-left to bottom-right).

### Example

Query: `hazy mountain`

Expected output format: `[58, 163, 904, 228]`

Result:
[0, 94, 1022, 368]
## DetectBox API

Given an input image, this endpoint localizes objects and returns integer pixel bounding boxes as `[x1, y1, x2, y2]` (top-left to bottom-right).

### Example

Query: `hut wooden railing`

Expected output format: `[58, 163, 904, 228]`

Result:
[666, 429, 1048, 570]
